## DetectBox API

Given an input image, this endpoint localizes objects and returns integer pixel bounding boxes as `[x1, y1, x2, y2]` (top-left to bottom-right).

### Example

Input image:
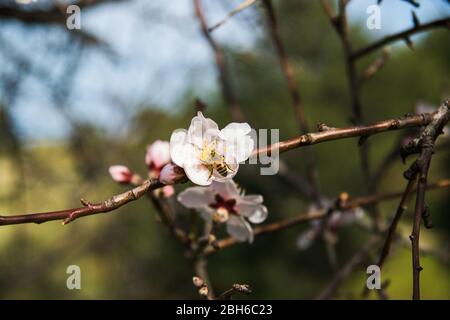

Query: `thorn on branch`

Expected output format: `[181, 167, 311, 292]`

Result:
[80, 198, 92, 207]
[402, 0, 420, 8]
[404, 36, 414, 51]
[412, 11, 420, 28]
[400, 138, 422, 163]
[358, 135, 369, 146]
[317, 123, 336, 132]
[403, 160, 420, 180]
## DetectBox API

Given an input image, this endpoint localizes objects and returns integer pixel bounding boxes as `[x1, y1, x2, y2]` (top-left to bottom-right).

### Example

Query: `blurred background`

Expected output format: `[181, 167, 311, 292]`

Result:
[0, 0, 449, 299]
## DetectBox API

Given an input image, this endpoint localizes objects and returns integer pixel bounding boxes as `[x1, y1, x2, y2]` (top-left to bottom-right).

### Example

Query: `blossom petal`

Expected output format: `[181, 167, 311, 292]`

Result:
[146, 140, 171, 169]
[159, 163, 185, 185]
[219, 122, 252, 140]
[184, 158, 213, 186]
[188, 112, 220, 148]
[211, 180, 240, 200]
[224, 134, 255, 163]
[226, 216, 254, 243]
[170, 129, 189, 167]
[237, 200, 268, 224]
[177, 186, 214, 209]
[220, 123, 254, 163]
[109, 165, 133, 183]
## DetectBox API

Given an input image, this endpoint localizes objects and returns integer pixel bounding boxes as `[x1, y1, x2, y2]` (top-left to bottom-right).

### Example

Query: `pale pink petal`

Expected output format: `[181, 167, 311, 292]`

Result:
[177, 186, 215, 209]
[219, 122, 252, 140]
[211, 180, 240, 200]
[226, 215, 254, 243]
[170, 129, 189, 167]
[220, 123, 254, 163]
[223, 135, 254, 163]
[237, 201, 268, 224]
[187, 112, 220, 148]
[159, 163, 185, 185]
[146, 140, 171, 169]
[109, 165, 133, 183]
[242, 195, 263, 204]
[184, 159, 213, 186]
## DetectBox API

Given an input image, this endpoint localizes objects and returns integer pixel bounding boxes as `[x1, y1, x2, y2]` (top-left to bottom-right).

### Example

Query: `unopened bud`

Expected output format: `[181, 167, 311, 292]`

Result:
[192, 276, 204, 288]
[159, 163, 186, 185]
[198, 286, 209, 297]
[109, 165, 134, 184]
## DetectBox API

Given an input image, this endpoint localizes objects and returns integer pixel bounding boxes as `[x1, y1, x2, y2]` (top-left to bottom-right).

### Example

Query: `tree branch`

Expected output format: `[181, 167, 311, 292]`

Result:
[1, 108, 445, 228]
[407, 99, 450, 300]
[315, 236, 380, 300]
[204, 178, 449, 255]
[351, 17, 450, 60]
[253, 110, 436, 157]
[0, 179, 164, 226]
[208, 0, 258, 32]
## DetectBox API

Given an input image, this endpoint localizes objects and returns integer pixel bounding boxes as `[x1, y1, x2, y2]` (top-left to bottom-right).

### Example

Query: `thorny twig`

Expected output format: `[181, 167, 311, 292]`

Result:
[0, 179, 165, 225]
[351, 17, 450, 60]
[208, 0, 258, 32]
[406, 99, 450, 300]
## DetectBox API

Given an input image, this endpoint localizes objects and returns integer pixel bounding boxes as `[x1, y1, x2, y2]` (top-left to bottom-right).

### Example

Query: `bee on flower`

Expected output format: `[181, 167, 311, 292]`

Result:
[170, 112, 255, 186]
[177, 180, 267, 243]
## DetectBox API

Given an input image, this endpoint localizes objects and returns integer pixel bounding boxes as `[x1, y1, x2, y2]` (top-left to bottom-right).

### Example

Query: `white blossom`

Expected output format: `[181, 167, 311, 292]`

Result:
[170, 112, 254, 186]
[177, 180, 267, 243]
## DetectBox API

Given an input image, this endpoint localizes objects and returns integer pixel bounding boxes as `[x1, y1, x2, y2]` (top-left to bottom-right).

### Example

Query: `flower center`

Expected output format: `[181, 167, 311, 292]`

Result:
[200, 139, 225, 164]
[209, 194, 238, 223]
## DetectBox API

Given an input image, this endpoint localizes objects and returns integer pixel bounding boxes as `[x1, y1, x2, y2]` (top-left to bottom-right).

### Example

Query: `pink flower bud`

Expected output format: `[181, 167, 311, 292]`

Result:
[145, 140, 171, 171]
[159, 163, 185, 185]
[109, 165, 134, 184]
[162, 185, 175, 198]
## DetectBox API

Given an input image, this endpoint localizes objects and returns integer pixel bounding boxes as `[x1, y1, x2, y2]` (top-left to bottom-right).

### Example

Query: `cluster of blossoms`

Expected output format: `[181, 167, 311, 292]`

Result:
[109, 112, 267, 243]
[109, 140, 174, 198]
